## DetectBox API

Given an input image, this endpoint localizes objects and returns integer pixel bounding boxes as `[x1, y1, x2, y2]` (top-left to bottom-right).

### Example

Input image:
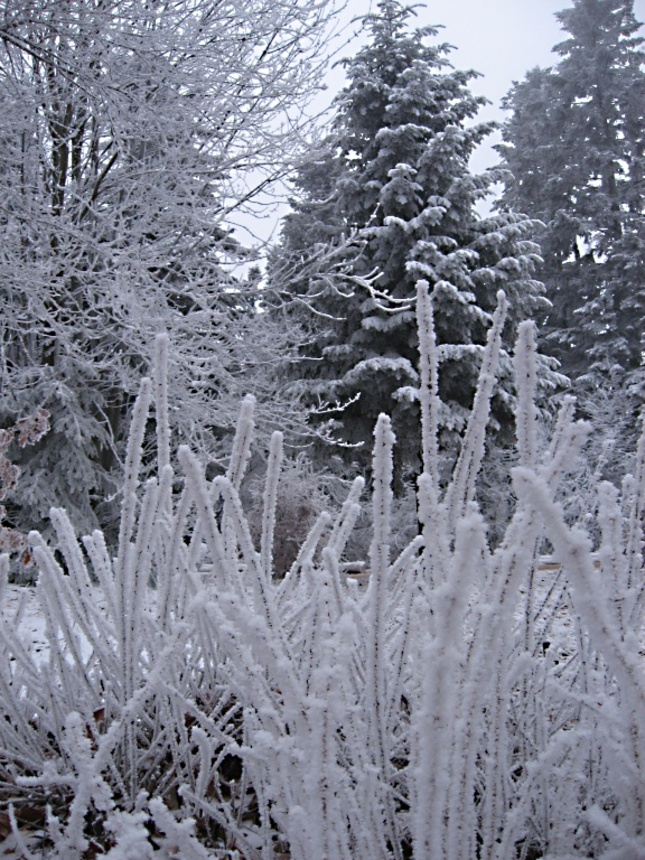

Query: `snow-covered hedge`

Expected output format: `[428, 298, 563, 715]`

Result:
[1, 284, 644, 859]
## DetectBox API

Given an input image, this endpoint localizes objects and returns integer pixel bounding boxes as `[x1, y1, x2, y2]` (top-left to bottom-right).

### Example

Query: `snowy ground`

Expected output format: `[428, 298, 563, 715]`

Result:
[3, 585, 50, 665]
[0, 562, 584, 667]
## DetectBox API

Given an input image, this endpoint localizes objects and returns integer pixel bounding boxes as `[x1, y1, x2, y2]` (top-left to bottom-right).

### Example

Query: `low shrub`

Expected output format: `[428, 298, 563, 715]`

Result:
[1, 286, 644, 859]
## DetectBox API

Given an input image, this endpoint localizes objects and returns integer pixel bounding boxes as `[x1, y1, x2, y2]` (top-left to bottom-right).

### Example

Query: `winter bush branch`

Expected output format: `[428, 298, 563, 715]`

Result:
[1, 288, 644, 857]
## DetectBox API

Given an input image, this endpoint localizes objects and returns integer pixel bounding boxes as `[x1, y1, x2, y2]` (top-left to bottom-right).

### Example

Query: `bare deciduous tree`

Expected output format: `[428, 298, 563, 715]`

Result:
[0, 0, 341, 537]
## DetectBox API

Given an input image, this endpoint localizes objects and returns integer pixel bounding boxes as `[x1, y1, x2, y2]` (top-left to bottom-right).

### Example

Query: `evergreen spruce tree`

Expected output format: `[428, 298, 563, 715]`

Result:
[272, 0, 551, 487]
[497, 0, 645, 392]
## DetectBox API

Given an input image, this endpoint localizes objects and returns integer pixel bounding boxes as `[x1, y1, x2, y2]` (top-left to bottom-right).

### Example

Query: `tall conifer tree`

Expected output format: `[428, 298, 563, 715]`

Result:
[273, 0, 551, 485]
[498, 0, 645, 391]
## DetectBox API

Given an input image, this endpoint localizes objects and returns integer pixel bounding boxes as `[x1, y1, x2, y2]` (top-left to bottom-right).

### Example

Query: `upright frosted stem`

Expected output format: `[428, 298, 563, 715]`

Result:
[514, 320, 538, 469]
[114, 377, 152, 710]
[261, 431, 283, 581]
[153, 333, 171, 473]
[446, 290, 508, 529]
[365, 414, 401, 859]
[227, 394, 256, 491]
[416, 279, 440, 492]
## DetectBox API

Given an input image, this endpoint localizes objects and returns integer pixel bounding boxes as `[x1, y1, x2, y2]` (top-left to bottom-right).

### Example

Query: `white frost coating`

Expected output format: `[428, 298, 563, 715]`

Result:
[514, 320, 538, 468]
[542, 395, 591, 489]
[367, 417, 394, 688]
[416, 472, 449, 595]
[178, 445, 230, 588]
[278, 510, 332, 602]
[147, 797, 211, 860]
[226, 393, 256, 491]
[152, 338, 174, 563]
[215, 475, 277, 624]
[513, 465, 645, 839]
[117, 377, 152, 568]
[153, 333, 171, 473]
[416, 279, 440, 492]
[446, 290, 508, 528]
[365, 413, 402, 860]
[261, 430, 283, 581]
[596, 480, 628, 630]
[328, 475, 365, 557]
[4, 292, 645, 857]
[515, 466, 645, 708]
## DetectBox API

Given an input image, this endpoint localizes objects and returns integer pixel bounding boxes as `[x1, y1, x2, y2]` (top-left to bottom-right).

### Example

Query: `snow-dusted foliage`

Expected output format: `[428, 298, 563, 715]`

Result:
[270, 0, 560, 487]
[0, 0, 340, 540]
[2, 291, 644, 857]
[497, 0, 645, 395]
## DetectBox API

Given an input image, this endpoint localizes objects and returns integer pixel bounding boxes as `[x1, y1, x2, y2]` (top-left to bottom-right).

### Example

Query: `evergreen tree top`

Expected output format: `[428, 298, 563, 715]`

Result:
[330, 1, 487, 174]
[341, 0, 447, 73]
[496, 0, 645, 387]
[554, 0, 644, 62]
[339, 0, 483, 78]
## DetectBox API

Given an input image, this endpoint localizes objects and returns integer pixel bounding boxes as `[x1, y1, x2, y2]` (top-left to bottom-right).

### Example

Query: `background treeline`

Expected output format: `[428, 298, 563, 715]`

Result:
[1, 0, 644, 553]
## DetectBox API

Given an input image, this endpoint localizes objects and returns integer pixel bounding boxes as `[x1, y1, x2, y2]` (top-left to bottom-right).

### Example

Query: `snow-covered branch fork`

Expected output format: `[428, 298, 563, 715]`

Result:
[1, 284, 644, 859]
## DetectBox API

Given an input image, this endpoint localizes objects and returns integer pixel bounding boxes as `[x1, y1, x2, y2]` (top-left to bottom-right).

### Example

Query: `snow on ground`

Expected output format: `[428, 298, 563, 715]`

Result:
[3, 585, 50, 665]
[0, 560, 586, 662]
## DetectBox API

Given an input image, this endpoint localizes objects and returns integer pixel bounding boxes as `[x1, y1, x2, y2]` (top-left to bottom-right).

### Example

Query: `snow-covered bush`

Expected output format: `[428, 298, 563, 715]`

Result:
[1, 285, 644, 858]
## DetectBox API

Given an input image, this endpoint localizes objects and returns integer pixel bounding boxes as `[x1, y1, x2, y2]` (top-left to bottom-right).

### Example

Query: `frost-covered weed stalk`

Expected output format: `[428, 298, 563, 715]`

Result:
[1, 286, 644, 859]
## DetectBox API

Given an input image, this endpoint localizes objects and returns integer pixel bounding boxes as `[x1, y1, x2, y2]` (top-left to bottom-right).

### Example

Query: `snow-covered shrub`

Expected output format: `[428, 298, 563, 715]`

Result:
[1, 287, 644, 858]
